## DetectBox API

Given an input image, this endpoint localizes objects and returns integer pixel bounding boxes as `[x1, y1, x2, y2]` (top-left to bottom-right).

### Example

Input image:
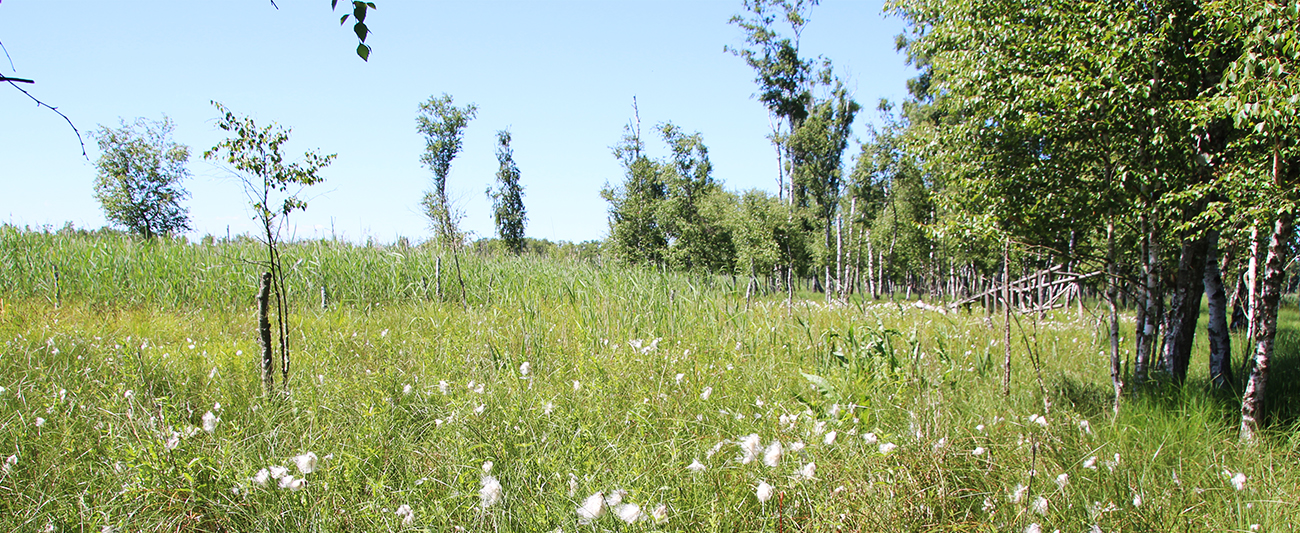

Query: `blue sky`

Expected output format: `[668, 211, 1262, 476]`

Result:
[1, 0, 914, 244]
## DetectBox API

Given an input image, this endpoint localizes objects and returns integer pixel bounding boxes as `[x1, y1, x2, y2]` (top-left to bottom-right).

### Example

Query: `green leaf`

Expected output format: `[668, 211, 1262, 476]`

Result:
[801, 371, 837, 399]
[339, 14, 349, 25]
[353, 1, 367, 23]
[357, 43, 371, 61]
[331, 0, 339, 9]
[354, 22, 369, 42]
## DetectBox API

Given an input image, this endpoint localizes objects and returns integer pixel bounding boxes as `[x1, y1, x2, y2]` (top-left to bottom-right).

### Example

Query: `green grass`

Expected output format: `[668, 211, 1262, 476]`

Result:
[1, 227, 1297, 531]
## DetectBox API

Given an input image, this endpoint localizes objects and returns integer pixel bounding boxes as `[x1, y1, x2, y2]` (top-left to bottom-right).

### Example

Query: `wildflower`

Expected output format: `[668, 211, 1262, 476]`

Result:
[687, 459, 706, 473]
[756, 480, 774, 503]
[403, 384, 413, 395]
[1231, 472, 1247, 491]
[739, 434, 762, 464]
[615, 503, 644, 523]
[251, 468, 271, 486]
[651, 503, 668, 524]
[35, 417, 46, 427]
[1082, 456, 1097, 469]
[764, 441, 783, 467]
[700, 386, 712, 400]
[878, 442, 897, 455]
[201, 411, 219, 433]
[293, 452, 318, 475]
[577, 492, 605, 523]
[973, 446, 987, 456]
[268, 465, 290, 479]
[675, 373, 685, 385]
[396, 504, 415, 526]
[1032, 496, 1048, 515]
[519, 361, 531, 377]
[796, 462, 816, 480]
[479, 475, 503, 508]
[824, 431, 838, 446]
[1055, 473, 1069, 490]
[862, 432, 878, 445]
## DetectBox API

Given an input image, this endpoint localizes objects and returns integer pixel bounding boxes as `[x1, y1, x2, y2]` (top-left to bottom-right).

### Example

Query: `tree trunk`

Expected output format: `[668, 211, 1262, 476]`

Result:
[257, 272, 274, 392]
[1242, 223, 1263, 377]
[1106, 219, 1123, 413]
[1230, 275, 1249, 331]
[1003, 238, 1012, 397]
[1135, 214, 1160, 383]
[1203, 229, 1232, 389]
[1161, 235, 1208, 384]
[1241, 213, 1294, 443]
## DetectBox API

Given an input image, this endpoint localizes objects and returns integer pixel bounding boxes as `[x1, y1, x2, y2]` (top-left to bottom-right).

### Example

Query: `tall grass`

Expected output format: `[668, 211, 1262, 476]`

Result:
[1, 227, 1297, 531]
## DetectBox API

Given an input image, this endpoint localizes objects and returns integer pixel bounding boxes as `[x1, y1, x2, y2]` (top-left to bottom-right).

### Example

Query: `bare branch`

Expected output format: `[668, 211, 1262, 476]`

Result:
[6, 79, 87, 159]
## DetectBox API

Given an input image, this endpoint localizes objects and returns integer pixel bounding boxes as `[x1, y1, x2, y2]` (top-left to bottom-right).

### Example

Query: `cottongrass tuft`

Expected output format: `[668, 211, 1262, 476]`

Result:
[1032, 496, 1048, 515]
[687, 459, 706, 473]
[251, 468, 271, 486]
[35, 417, 46, 427]
[739, 434, 762, 464]
[293, 452, 318, 475]
[651, 504, 668, 524]
[480, 475, 503, 509]
[763, 441, 783, 467]
[862, 432, 878, 445]
[756, 480, 774, 503]
[1082, 456, 1098, 469]
[789, 441, 805, 454]
[1025, 523, 1042, 533]
[201, 411, 219, 433]
[878, 442, 897, 454]
[395, 504, 415, 526]
[795, 462, 815, 481]
[700, 386, 713, 400]
[3, 454, 16, 474]
[519, 361, 531, 377]
[1231, 472, 1247, 491]
[973, 446, 987, 456]
[1055, 473, 1069, 490]
[482, 461, 493, 473]
[402, 384, 412, 395]
[577, 492, 605, 524]
[615, 503, 644, 524]
[823, 431, 837, 446]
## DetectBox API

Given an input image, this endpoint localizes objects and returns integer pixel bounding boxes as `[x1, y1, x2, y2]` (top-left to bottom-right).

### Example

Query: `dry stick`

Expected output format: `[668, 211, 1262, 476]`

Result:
[6, 79, 87, 158]
[453, 251, 468, 311]
[51, 263, 60, 310]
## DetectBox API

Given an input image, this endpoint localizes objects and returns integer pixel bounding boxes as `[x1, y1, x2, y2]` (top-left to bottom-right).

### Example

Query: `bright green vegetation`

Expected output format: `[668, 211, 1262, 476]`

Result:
[2, 229, 1298, 532]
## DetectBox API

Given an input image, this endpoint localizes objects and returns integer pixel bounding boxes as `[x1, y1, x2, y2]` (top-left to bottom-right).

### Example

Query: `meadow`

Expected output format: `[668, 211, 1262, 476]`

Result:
[1, 225, 1297, 532]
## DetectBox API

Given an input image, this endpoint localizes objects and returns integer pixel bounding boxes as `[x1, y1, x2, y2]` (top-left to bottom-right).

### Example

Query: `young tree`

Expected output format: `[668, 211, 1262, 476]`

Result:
[416, 93, 477, 249]
[203, 101, 335, 392]
[602, 114, 668, 266]
[92, 116, 192, 239]
[488, 129, 526, 254]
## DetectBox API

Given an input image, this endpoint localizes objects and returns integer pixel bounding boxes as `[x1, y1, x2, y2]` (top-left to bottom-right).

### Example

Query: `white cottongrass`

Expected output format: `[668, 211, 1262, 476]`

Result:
[438, 380, 449, 394]
[519, 361, 531, 377]
[700, 386, 713, 400]
[573, 380, 582, 391]
[651, 503, 668, 524]
[763, 441, 783, 467]
[973, 446, 987, 456]
[164, 433, 180, 451]
[251, 468, 271, 486]
[788, 441, 806, 454]
[1082, 456, 1098, 469]
[395, 504, 415, 526]
[402, 384, 413, 395]
[577, 492, 605, 523]
[2, 454, 16, 474]
[605, 489, 627, 507]
[1055, 473, 1069, 490]
[279, 474, 306, 490]
[268, 465, 290, 479]
[687, 459, 706, 473]
[823, 431, 838, 446]
[862, 432, 878, 445]
[35, 417, 46, 428]
[480, 475, 503, 509]
[293, 452, 318, 475]
[756, 480, 775, 503]
[795, 462, 816, 481]
[1132, 492, 1142, 507]
[1031, 496, 1048, 515]
[1231, 472, 1247, 491]
[706, 440, 726, 459]
[933, 437, 948, 451]
[1027, 414, 1049, 427]
[615, 503, 644, 524]
[1025, 524, 1042, 533]
[739, 434, 762, 464]
[200, 411, 219, 433]
[675, 373, 685, 385]
[878, 442, 897, 454]
[482, 461, 493, 473]
[1010, 483, 1028, 504]
[543, 402, 554, 415]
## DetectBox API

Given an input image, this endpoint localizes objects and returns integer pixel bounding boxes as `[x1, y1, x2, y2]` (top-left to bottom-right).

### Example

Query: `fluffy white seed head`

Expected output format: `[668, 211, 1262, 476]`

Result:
[480, 475, 503, 509]
[577, 492, 605, 523]
[756, 481, 774, 503]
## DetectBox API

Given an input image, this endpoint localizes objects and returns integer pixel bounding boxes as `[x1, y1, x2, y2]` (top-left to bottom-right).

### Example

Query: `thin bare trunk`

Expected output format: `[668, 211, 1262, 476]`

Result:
[257, 272, 274, 392]
[1003, 238, 1012, 397]
[1106, 220, 1122, 413]
[1204, 229, 1232, 389]
[1241, 213, 1294, 443]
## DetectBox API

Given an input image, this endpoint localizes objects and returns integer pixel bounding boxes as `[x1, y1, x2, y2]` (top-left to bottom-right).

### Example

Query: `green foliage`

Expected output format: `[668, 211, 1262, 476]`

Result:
[91, 116, 192, 240]
[416, 94, 478, 249]
[332, 1, 377, 60]
[488, 130, 527, 255]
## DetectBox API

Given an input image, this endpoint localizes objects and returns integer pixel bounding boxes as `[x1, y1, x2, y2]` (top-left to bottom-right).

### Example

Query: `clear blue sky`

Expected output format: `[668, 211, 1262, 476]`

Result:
[1, 0, 914, 244]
